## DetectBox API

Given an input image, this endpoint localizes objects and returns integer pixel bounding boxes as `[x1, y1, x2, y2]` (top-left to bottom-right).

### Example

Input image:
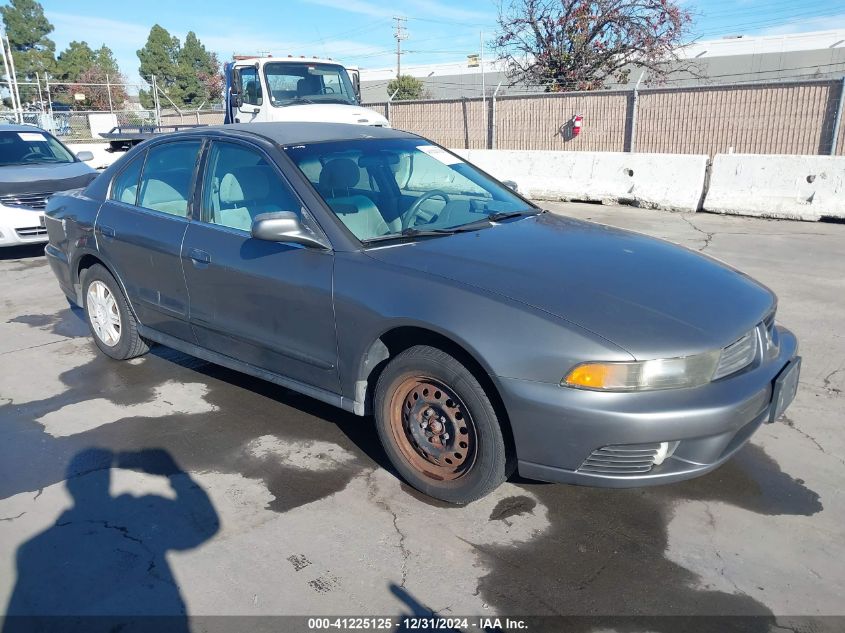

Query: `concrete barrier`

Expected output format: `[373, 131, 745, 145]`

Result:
[705, 154, 845, 222]
[67, 142, 122, 171]
[453, 149, 708, 212]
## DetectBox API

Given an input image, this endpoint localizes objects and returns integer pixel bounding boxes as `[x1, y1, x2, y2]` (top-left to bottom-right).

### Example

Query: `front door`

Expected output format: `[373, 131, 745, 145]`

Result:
[232, 65, 266, 123]
[95, 140, 202, 341]
[182, 139, 339, 393]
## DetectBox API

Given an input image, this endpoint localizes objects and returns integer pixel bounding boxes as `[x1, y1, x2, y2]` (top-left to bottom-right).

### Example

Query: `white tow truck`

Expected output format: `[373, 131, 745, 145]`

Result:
[225, 55, 389, 127]
[101, 55, 389, 149]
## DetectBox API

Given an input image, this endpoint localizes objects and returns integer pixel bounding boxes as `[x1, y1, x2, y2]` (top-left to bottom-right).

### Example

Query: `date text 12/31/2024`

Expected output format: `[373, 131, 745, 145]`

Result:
[307, 617, 529, 630]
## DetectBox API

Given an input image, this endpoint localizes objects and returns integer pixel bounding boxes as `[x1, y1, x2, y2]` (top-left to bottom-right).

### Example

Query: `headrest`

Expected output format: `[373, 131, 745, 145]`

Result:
[318, 158, 359, 195]
[297, 76, 320, 96]
[219, 167, 271, 204]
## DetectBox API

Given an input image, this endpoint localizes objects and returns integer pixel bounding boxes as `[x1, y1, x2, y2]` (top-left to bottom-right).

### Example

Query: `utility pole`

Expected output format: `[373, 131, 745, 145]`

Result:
[393, 16, 407, 79]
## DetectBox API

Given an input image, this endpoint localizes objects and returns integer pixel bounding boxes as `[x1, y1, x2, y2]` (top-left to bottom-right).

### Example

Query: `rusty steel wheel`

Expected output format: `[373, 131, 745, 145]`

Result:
[388, 377, 478, 481]
[375, 345, 510, 503]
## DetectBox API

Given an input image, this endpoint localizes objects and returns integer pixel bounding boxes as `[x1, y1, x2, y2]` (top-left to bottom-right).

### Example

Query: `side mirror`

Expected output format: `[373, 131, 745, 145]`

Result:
[251, 211, 327, 249]
[502, 180, 519, 192]
[76, 150, 94, 162]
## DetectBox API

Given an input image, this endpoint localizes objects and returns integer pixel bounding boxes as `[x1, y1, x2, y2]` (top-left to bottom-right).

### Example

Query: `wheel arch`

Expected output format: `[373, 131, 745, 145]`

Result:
[356, 325, 517, 460]
[73, 251, 139, 321]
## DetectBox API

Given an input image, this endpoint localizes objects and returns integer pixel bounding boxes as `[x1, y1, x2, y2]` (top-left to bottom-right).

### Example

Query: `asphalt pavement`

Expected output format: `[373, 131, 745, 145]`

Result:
[0, 203, 843, 631]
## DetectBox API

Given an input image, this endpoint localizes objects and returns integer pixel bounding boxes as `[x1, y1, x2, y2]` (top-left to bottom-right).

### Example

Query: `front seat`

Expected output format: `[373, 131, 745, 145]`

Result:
[216, 167, 274, 232]
[318, 158, 395, 240]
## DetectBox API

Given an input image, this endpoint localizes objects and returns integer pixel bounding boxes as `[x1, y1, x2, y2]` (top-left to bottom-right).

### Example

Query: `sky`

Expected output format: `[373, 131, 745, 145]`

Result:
[17, 0, 845, 85]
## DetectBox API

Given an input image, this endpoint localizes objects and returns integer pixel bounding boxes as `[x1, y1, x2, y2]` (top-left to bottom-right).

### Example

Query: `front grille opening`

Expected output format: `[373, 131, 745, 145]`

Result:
[578, 441, 679, 475]
[0, 192, 54, 210]
[15, 226, 48, 238]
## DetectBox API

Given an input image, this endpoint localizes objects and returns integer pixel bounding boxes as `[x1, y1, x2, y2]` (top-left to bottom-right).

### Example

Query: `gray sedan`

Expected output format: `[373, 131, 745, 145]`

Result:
[43, 123, 800, 503]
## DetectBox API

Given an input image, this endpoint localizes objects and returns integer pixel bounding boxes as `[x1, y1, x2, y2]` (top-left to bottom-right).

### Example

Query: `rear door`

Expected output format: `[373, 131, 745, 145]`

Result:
[181, 138, 339, 393]
[95, 140, 203, 341]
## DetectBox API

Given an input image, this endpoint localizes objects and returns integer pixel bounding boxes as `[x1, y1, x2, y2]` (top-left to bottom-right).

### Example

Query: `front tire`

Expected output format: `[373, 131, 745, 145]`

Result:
[374, 345, 510, 504]
[82, 264, 149, 360]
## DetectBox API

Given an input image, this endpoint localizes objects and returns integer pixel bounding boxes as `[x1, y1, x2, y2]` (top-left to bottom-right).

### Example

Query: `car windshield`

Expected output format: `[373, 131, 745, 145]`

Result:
[285, 138, 535, 243]
[0, 130, 75, 167]
[264, 62, 358, 107]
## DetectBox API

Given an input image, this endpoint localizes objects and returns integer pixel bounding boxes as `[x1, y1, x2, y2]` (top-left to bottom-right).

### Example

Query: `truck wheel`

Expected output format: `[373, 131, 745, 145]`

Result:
[374, 345, 510, 504]
[82, 264, 149, 360]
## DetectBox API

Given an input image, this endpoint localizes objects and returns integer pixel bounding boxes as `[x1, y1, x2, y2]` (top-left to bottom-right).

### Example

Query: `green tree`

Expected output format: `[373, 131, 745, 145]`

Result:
[0, 0, 55, 101]
[55, 41, 95, 81]
[94, 45, 121, 78]
[387, 74, 424, 101]
[137, 24, 181, 107]
[175, 31, 221, 107]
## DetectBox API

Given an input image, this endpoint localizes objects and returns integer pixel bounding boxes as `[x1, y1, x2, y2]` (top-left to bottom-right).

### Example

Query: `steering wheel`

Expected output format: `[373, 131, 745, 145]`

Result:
[322, 86, 336, 94]
[401, 190, 450, 229]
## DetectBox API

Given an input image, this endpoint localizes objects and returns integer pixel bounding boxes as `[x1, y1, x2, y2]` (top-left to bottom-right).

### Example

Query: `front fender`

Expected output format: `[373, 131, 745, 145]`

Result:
[333, 251, 633, 404]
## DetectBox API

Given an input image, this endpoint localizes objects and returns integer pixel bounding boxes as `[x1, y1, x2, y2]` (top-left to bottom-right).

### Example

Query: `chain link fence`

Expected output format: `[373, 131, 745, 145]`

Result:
[1, 78, 224, 142]
[366, 77, 845, 156]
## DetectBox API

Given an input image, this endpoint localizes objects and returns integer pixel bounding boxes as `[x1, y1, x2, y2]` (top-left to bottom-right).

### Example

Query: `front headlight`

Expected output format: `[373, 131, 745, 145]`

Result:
[563, 350, 721, 391]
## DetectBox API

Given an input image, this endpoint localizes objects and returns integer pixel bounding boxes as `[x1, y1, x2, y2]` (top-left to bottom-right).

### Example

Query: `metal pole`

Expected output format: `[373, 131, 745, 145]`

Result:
[106, 73, 114, 113]
[491, 80, 503, 149]
[34, 72, 44, 128]
[480, 30, 486, 137]
[386, 88, 399, 123]
[829, 76, 845, 156]
[628, 69, 646, 153]
[151, 75, 161, 127]
[5, 35, 22, 123]
[0, 35, 16, 118]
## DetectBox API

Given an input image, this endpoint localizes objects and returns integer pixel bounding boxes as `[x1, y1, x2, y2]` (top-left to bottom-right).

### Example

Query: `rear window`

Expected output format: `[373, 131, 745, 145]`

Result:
[136, 141, 202, 217]
[0, 130, 75, 167]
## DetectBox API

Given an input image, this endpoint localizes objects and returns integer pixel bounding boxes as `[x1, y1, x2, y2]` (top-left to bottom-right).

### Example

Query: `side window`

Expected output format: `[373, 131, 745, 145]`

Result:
[137, 141, 202, 217]
[110, 151, 145, 205]
[202, 142, 301, 232]
[239, 67, 263, 106]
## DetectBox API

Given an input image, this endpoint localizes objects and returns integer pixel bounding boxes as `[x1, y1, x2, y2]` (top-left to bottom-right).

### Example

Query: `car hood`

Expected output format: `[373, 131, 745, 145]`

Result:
[266, 103, 390, 127]
[365, 213, 776, 359]
[0, 161, 96, 196]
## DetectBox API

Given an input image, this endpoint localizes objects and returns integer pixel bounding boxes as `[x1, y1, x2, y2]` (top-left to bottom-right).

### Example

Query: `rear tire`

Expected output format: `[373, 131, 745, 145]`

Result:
[374, 345, 509, 504]
[82, 264, 149, 360]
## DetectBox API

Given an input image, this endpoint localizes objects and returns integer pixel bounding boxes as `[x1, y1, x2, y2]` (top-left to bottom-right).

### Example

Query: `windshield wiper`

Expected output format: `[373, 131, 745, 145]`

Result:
[281, 97, 316, 106]
[363, 226, 457, 245]
[450, 209, 541, 232]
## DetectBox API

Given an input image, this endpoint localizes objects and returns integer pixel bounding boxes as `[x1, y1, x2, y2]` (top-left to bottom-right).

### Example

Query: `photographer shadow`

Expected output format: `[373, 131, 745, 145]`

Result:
[3, 448, 219, 633]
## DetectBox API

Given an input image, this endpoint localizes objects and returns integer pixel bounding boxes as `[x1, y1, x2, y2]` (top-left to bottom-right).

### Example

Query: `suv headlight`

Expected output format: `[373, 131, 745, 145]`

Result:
[563, 350, 721, 391]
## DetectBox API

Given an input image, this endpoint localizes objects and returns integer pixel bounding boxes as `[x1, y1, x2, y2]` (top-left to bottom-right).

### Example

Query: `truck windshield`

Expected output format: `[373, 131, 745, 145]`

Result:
[264, 62, 358, 107]
[0, 130, 75, 167]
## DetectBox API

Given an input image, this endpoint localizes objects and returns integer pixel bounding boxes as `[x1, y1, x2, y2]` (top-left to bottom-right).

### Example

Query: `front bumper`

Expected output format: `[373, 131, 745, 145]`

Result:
[501, 326, 799, 487]
[0, 206, 48, 247]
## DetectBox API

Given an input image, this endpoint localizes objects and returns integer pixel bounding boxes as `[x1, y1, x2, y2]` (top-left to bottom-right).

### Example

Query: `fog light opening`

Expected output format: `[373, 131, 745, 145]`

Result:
[653, 441, 679, 466]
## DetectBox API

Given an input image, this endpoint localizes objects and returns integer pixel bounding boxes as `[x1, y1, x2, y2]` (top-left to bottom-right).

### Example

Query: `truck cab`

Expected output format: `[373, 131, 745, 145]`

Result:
[225, 56, 389, 127]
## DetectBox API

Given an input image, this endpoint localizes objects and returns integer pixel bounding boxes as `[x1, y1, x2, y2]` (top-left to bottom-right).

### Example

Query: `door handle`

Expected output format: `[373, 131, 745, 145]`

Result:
[99, 224, 115, 239]
[188, 248, 211, 266]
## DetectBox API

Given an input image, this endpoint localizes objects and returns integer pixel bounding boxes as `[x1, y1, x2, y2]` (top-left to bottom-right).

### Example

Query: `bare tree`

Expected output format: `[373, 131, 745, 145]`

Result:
[493, 0, 693, 91]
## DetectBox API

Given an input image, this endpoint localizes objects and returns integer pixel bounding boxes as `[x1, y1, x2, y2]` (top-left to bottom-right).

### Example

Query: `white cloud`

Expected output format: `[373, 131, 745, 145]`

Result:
[44, 11, 395, 84]
[302, 0, 384, 19]
[301, 0, 491, 23]
[758, 14, 845, 36]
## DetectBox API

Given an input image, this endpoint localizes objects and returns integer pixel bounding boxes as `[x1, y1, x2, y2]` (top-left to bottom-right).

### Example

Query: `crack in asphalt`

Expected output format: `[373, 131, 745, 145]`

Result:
[0, 512, 25, 522]
[781, 415, 845, 467]
[0, 339, 69, 356]
[680, 215, 715, 251]
[366, 471, 410, 589]
[822, 367, 843, 396]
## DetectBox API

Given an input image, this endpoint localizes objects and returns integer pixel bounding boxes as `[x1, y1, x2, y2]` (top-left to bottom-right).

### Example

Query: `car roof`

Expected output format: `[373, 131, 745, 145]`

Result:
[173, 122, 419, 146]
[0, 123, 50, 133]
